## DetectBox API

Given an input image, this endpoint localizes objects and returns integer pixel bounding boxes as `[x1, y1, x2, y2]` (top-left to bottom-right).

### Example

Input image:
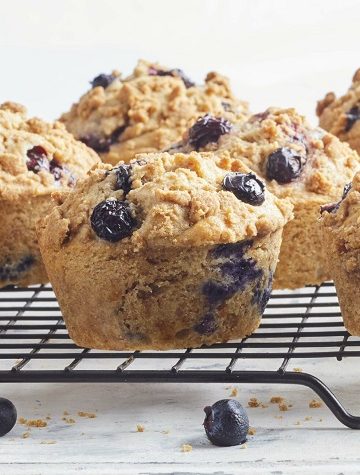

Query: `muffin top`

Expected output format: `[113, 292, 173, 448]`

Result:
[0, 102, 100, 200]
[174, 107, 360, 204]
[59, 60, 248, 165]
[317, 69, 360, 152]
[320, 172, 360, 273]
[39, 151, 293, 252]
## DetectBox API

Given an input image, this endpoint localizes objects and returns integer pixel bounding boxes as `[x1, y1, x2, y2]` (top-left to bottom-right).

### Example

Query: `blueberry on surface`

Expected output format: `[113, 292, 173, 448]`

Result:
[26, 146, 50, 174]
[203, 399, 249, 447]
[90, 199, 136, 242]
[345, 106, 360, 132]
[80, 134, 112, 153]
[114, 164, 132, 194]
[90, 73, 115, 89]
[0, 398, 17, 437]
[148, 66, 195, 88]
[266, 147, 304, 184]
[188, 114, 232, 150]
[223, 172, 265, 206]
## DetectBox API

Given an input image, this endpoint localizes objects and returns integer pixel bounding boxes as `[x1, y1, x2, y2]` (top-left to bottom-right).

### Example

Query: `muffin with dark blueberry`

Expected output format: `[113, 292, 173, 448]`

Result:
[59, 59, 248, 165]
[172, 108, 360, 289]
[317, 69, 360, 154]
[0, 102, 99, 287]
[320, 174, 360, 335]
[37, 151, 292, 350]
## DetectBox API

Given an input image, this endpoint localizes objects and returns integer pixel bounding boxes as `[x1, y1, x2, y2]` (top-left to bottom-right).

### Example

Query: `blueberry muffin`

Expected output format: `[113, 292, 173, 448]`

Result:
[317, 68, 360, 154]
[60, 59, 248, 165]
[320, 174, 360, 335]
[0, 102, 99, 287]
[171, 108, 360, 289]
[37, 152, 292, 350]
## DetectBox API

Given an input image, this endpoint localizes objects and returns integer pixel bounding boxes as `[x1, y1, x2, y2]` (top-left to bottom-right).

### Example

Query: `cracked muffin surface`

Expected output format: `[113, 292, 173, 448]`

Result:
[0, 101, 100, 287]
[38, 151, 292, 350]
[60, 60, 248, 165]
[172, 107, 360, 288]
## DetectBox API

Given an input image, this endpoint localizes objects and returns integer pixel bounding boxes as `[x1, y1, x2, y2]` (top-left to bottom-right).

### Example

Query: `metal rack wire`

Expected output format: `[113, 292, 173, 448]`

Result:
[0, 282, 360, 428]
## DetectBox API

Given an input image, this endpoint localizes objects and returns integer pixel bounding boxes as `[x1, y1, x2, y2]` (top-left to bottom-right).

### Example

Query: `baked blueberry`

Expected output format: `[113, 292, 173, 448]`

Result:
[114, 164, 132, 194]
[90, 73, 115, 89]
[188, 114, 232, 150]
[203, 399, 249, 447]
[194, 313, 217, 335]
[80, 134, 111, 153]
[0, 398, 17, 437]
[26, 146, 50, 174]
[345, 106, 360, 132]
[320, 182, 352, 214]
[223, 172, 265, 206]
[90, 199, 136, 242]
[266, 147, 304, 184]
[148, 66, 195, 88]
[0, 256, 34, 282]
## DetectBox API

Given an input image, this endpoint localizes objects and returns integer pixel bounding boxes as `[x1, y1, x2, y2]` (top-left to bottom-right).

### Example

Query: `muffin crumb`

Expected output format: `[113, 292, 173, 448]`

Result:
[270, 396, 284, 404]
[181, 444, 193, 453]
[248, 397, 261, 408]
[309, 399, 322, 409]
[229, 387, 238, 397]
[136, 424, 145, 433]
[248, 427, 256, 435]
[78, 411, 96, 419]
[279, 403, 289, 412]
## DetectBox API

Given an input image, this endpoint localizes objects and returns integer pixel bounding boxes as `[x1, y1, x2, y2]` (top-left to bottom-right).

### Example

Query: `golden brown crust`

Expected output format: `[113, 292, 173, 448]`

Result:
[320, 173, 360, 334]
[38, 152, 292, 350]
[60, 60, 249, 164]
[192, 107, 360, 288]
[317, 69, 360, 154]
[0, 102, 100, 287]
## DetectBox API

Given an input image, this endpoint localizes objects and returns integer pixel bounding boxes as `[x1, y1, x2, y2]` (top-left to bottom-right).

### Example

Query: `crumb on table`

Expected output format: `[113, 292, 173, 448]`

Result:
[309, 399, 322, 409]
[22, 431, 30, 439]
[279, 402, 289, 412]
[248, 397, 261, 408]
[19, 417, 47, 428]
[62, 417, 76, 424]
[136, 424, 145, 433]
[293, 367, 303, 372]
[270, 396, 284, 404]
[229, 387, 238, 397]
[248, 427, 256, 435]
[181, 444, 193, 453]
[78, 411, 96, 419]
[40, 440, 56, 445]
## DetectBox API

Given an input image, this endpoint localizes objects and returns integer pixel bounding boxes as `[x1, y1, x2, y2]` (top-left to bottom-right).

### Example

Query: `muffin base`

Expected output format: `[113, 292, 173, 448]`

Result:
[39, 230, 283, 350]
[0, 197, 49, 287]
[274, 202, 330, 289]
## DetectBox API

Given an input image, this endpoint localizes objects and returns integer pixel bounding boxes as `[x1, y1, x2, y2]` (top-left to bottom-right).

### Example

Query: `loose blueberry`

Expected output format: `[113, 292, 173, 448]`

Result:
[148, 67, 195, 88]
[345, 106, 360, 132]
[0, 398, 17, 437]
[26, 146, 49, 174]
[90, 73, 115, 89]
[0, 256, 35, 282]
[188, 114, 232, 150]
[114, 164, 132, 194]
[90, 199, 136, 242]
[203, 399, 249, 447]
[194, 313, 217, 335]
[320, 182, 352, 214]
[266, 147, 304, 184]
[223, 172, 265, 206]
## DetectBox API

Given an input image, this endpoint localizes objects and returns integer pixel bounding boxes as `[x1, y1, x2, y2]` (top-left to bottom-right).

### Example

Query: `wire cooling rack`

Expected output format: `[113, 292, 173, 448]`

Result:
[0, 282, 360, 429]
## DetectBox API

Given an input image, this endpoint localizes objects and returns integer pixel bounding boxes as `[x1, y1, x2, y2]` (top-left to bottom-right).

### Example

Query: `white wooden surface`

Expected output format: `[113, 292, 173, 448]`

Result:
[1, 0, 360, 473]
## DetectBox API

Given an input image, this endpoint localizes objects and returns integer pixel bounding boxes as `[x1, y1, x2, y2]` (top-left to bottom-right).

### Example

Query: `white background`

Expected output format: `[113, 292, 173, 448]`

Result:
[2, 1, 360, 473]
[0, 0, 359, 123]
